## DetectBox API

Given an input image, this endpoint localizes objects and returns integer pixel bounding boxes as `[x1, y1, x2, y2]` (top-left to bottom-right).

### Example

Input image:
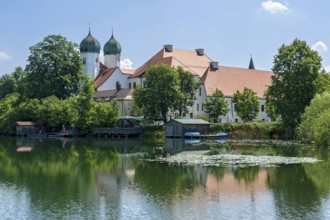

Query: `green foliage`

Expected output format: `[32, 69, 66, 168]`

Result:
[0, 74, 17, 99]
[313, 70, 330, 94]
[133, 64, 183, 123]
[25, 35, 83, 99]
[232, 87, 259, 122]
[297, 92, 330, 148]
[90, 101, 119, 128]
[204, 89, 229, 122]
[210, 122, 285, 139]
[0, 93, 21, 134]
[266, 39, 322, 132]
[196, 114, 209, 121]
[175, 66, 199, 116]
[36, 96, 78, 129]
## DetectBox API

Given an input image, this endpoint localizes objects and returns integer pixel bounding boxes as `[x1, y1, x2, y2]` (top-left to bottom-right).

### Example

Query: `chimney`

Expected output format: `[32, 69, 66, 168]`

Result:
[116, 81, 121, 91]
[195, 48, 204, 56]
[164, 44, 173, 52]
[210, 61, 219, 71]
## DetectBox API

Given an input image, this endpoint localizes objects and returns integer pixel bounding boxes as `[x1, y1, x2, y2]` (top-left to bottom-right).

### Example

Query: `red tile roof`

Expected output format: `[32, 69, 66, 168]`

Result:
[201, 66, 273, 98]
[94, 67, 116, 89]
[16, 121, 35, 126]
[129, 48, 212, 78]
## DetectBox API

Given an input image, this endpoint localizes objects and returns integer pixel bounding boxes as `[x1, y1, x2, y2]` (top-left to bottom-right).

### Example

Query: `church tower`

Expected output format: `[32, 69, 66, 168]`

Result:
[80, 29, 101, 79]
[104, 31, 121, 68]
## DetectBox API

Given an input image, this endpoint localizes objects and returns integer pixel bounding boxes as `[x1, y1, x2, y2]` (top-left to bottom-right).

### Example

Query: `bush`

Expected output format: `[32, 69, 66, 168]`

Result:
[210, 122, 285, 139]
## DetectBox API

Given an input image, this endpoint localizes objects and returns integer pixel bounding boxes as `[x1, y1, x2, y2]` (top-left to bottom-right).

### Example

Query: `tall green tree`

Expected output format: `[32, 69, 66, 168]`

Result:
[265, 39, 322, 132]
[204, 89, 229, 122]
[297, 92, 330, 148]
[133, 64, 182, 123]
[175, 67, 199, 116]
[313, 70, 330, 95]
[0, 93, 20, 134]
[232, 87, 259, 122]
[0, 74, 16, 99]
[25, 35, 83, 99]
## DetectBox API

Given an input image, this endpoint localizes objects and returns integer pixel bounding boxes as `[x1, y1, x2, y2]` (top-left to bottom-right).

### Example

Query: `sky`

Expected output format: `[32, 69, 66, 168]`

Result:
[1, 0, 330, 76]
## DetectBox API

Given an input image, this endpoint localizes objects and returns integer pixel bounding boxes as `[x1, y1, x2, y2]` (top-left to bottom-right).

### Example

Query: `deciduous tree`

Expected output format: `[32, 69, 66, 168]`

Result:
[232, 87, 259, 122]
[204, 89, 229, 122]
[25, 35, 83, 99]
[133, 64, 182, 123]
[265, 39, 322, 132]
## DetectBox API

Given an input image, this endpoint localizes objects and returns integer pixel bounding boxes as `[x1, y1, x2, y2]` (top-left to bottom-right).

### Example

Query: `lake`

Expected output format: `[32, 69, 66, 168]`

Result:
[0, 137, 329, 220]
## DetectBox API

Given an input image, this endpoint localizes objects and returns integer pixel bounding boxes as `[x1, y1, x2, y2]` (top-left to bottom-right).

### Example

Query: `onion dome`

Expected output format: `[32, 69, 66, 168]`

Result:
[80, 30, 101, 53]
[104, 32, 121, 55]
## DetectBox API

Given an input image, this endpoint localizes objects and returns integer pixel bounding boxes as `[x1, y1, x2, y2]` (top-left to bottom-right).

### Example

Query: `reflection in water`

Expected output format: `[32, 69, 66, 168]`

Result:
[0, 137, 328, 219]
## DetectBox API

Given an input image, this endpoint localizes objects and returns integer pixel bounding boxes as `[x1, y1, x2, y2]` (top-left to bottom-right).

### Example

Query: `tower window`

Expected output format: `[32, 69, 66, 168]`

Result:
[199, 87, 202, 96]
[261, 104, 265, 112]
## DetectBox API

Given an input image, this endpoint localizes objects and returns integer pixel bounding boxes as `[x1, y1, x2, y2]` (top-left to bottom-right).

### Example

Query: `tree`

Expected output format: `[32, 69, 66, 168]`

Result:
[297, 92, 330, 148]
[0, 93, 20, 134]
[265, 39, 322, 132]
[25, 35, 83, 99]
[232, 87, 259, 122]
[204, 89, 229, 122]
[313, 70, 330, 95]
[175, 67, 199, 116]
[0, 74, 16, 100]
[133, 64, 182, 123]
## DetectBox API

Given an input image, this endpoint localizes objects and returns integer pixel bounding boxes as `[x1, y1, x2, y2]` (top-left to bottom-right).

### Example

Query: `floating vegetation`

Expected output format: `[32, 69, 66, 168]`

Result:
[145, 153, 322, 168]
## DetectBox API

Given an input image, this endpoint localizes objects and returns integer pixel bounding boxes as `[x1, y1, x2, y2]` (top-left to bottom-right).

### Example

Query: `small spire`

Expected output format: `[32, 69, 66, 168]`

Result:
[249, 55, 255, 70]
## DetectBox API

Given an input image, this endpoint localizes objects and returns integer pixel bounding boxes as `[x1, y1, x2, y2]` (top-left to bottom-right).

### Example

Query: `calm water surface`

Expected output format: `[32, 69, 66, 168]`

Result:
[0, 137, 329, 220]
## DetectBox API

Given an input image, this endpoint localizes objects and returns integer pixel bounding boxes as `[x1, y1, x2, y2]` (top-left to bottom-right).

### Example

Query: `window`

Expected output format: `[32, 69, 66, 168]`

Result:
[199, 87, 202, 96]
[235, 118, 238, 123]
[129, 83, 131, 89]
[133, 82, 137, 88]
[96, 58, 99, 63]
[197, 104, 199, 111]
[83, 58, 86, 64]
[261, 104, 265, 112]
[202, 103, 204, 111]
[190, 113, 193, 118]
[143, 81, 146, 88]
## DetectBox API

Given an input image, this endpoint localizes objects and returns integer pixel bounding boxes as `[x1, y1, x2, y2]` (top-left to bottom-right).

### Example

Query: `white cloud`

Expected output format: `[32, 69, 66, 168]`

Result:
[120, 58, 134, 69]
[324, 65, 330, 73]
[312, 41, 328, 53]
[0, 51, 12, 61]
[261, 1, 289, 14]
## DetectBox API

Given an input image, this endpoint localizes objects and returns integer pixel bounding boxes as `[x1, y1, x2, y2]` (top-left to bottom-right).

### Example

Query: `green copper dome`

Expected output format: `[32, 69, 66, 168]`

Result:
[104, 33, 121, 55]
[80, 30, 101, 53]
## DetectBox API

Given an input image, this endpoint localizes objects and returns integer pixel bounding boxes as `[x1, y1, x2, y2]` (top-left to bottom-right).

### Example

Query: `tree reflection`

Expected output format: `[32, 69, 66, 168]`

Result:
[232, 166, 260, 184]
[0, 138, 119, 214]
[266, 159, 330, 219]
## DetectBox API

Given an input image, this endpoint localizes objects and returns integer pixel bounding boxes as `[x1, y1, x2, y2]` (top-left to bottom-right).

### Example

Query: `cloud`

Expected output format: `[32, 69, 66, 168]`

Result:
[261, 1, 289, 14]
[312, 41, 328, 53]
[0, 52, 13, 61]
[324, 65, 330, 73]
[120, 58, 134, 69]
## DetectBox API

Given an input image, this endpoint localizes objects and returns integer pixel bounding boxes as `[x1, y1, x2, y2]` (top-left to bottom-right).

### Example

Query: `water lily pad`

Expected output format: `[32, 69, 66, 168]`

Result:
[146, 153, 321, 167]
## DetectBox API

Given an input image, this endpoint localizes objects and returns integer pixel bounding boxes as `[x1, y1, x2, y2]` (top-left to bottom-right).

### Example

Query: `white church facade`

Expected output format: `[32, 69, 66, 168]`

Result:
[79, 30, 273, 122]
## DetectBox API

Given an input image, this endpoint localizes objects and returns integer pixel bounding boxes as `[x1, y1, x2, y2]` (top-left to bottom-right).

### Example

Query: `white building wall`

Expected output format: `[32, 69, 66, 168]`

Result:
[81, 52, 99, 79]
[97, 68, 130, 91]
[127, 77, 143, 89]
[191, 84, 271, 123]
[104, 54, 120, 68]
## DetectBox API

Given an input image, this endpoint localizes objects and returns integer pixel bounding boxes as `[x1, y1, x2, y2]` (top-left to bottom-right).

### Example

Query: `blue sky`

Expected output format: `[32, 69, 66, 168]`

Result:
[1, 0, 330, 76]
